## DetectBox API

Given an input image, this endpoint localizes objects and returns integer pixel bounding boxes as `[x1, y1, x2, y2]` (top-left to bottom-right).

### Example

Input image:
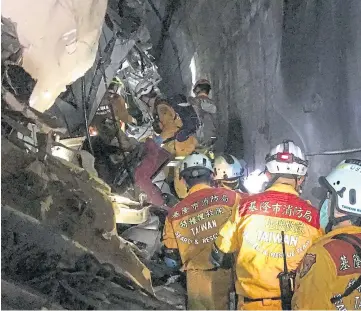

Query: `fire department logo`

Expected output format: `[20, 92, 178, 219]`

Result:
[299, 253, 317, 278]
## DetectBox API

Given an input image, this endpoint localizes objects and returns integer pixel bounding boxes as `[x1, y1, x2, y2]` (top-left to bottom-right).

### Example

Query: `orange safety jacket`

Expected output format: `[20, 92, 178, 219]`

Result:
[215, 183, 323, 299]
[292, 226, 361, 310]
[154, 100, 182, 141]
[162, 184, 242, 270]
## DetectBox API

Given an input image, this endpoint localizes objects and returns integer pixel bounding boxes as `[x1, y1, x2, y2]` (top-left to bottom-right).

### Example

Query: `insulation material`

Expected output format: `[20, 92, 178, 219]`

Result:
[2, 0, 108, 112]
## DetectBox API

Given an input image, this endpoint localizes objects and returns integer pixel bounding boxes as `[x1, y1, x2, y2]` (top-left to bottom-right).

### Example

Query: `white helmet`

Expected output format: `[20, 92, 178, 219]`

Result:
[213, 154, 244, 180]
[320, 159, 361, 218]
[265, 140, 308, 176]
[180, 153, 213, 178]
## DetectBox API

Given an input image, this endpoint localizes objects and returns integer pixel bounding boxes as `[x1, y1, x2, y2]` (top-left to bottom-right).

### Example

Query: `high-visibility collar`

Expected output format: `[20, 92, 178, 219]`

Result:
[188, 183, 211, 195]
[265, 183, 299, 196]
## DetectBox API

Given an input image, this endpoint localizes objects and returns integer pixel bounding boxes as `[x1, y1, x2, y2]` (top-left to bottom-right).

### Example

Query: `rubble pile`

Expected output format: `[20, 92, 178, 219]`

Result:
[1, 0, 186, 309]
[1, 101, 185, 309]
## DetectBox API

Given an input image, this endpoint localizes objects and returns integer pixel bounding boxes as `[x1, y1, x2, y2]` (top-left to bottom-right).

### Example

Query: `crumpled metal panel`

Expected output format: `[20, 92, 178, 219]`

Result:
[1, 17, 23, 64]
[121, 216, 162, 259]
[113, 203, 150, 224]
[2, 0, 108, 113]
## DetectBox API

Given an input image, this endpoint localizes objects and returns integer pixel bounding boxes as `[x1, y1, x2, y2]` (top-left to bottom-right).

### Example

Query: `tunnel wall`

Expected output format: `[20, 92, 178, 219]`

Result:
[144, 0, 361, 204]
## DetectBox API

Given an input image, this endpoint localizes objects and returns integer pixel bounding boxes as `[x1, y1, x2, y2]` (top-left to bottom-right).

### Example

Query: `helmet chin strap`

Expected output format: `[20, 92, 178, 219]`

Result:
[295, 175, 306, 194]
[325, 192, 355, 233]
[326, 215, 353, 233]
[221, 179, 240, 191]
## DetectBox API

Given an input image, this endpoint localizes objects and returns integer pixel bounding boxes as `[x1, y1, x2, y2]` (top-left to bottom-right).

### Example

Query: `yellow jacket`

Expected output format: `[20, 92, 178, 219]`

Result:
[155, 100, 198, 152]
[292, 226, 361, 310]
[215, 183, 323, 299]
[156, 100, 198, 199]
[155, 101, 182, 141]
[162, 184, 242, 270]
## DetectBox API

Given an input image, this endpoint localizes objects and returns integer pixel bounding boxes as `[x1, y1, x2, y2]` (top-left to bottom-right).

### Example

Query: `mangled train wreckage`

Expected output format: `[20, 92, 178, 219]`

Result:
[1, 0, 185, 309]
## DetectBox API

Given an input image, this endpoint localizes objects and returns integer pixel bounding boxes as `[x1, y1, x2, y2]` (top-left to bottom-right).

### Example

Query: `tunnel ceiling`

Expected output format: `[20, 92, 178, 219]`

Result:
[142, 0, 361, 203]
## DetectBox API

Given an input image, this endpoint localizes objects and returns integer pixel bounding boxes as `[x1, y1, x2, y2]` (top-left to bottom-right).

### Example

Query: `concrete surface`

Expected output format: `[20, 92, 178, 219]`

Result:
[144, 0, 361, 205]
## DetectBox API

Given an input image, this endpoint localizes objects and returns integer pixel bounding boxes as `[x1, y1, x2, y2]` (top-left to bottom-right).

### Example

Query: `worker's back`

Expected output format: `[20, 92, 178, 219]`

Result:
[188, 95, 217, 146]
[292, 227, 361, 310]
[163, 185, 240, 270]
[217, 184, 322, 300]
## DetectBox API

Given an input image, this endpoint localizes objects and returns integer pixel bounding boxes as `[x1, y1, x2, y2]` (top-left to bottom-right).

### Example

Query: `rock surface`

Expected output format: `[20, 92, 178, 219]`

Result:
[143, 0, 361, 204]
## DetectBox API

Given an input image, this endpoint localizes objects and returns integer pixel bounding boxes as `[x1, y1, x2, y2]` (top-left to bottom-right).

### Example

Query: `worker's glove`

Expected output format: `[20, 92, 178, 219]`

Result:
[209, 242, 233, 269]
[153, 135, 163, 146]
[163, 248, 181, 270]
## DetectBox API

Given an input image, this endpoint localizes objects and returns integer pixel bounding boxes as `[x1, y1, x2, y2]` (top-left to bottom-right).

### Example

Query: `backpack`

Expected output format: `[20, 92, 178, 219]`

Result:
[188, 96, 217, 146]
[154, 94, 200, 142]
[330, 233, 361, 304]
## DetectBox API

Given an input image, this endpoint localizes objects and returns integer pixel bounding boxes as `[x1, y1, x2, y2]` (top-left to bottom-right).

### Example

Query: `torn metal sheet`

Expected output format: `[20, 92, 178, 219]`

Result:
[1, 17, 23, 64]
[121, 216, 162, 259]
[2, 0, 108, 113]
[113, 203, 150, 224]
[51, 136, 86, 162]
[2, 90, 67, 134]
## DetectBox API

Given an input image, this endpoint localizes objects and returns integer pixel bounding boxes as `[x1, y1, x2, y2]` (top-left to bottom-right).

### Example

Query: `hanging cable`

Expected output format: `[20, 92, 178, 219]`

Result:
[86, 35, 117, 121]
[97, 45, 135, 186]
[81, 77, 94, 155]
[306, 147, 361, 156]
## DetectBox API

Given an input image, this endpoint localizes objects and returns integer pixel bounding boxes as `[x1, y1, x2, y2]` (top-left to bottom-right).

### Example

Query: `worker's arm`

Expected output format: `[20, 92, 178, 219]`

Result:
[292, 246, 332, 310]
[109, 94, 135, 124]
[210, 197, 243, 268]
[215, 200, 243, 253]
[162, 217, 181, 269]
[162, 217, 178, 249]
[157, 103, 182, 140]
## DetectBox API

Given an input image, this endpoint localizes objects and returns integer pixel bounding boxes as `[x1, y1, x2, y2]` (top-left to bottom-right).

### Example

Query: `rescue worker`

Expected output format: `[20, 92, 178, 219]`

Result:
[135, 81, 198, 200]
[188, 79, 217, 149]
[210, 139, 323, 310]
[92, 77, 138, 152]
[162, 153, 242, 310]
[135, 81, 197, 153]
[214, 153, 248, 193]
[292, 159, 361, 310]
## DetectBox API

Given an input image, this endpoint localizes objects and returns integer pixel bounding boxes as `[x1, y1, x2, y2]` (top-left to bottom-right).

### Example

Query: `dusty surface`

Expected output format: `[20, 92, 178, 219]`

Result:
[1, 126, 184, 309]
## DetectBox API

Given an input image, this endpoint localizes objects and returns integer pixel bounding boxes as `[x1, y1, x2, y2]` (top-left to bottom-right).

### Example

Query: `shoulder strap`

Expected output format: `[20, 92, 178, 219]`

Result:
[330, 233, 361, 304]
[152, 98, 162, 119]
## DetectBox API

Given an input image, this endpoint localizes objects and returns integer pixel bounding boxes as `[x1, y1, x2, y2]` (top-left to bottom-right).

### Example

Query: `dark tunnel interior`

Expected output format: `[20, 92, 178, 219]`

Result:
[1, 0, 361, 309]
[142, 0, 361, 203]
